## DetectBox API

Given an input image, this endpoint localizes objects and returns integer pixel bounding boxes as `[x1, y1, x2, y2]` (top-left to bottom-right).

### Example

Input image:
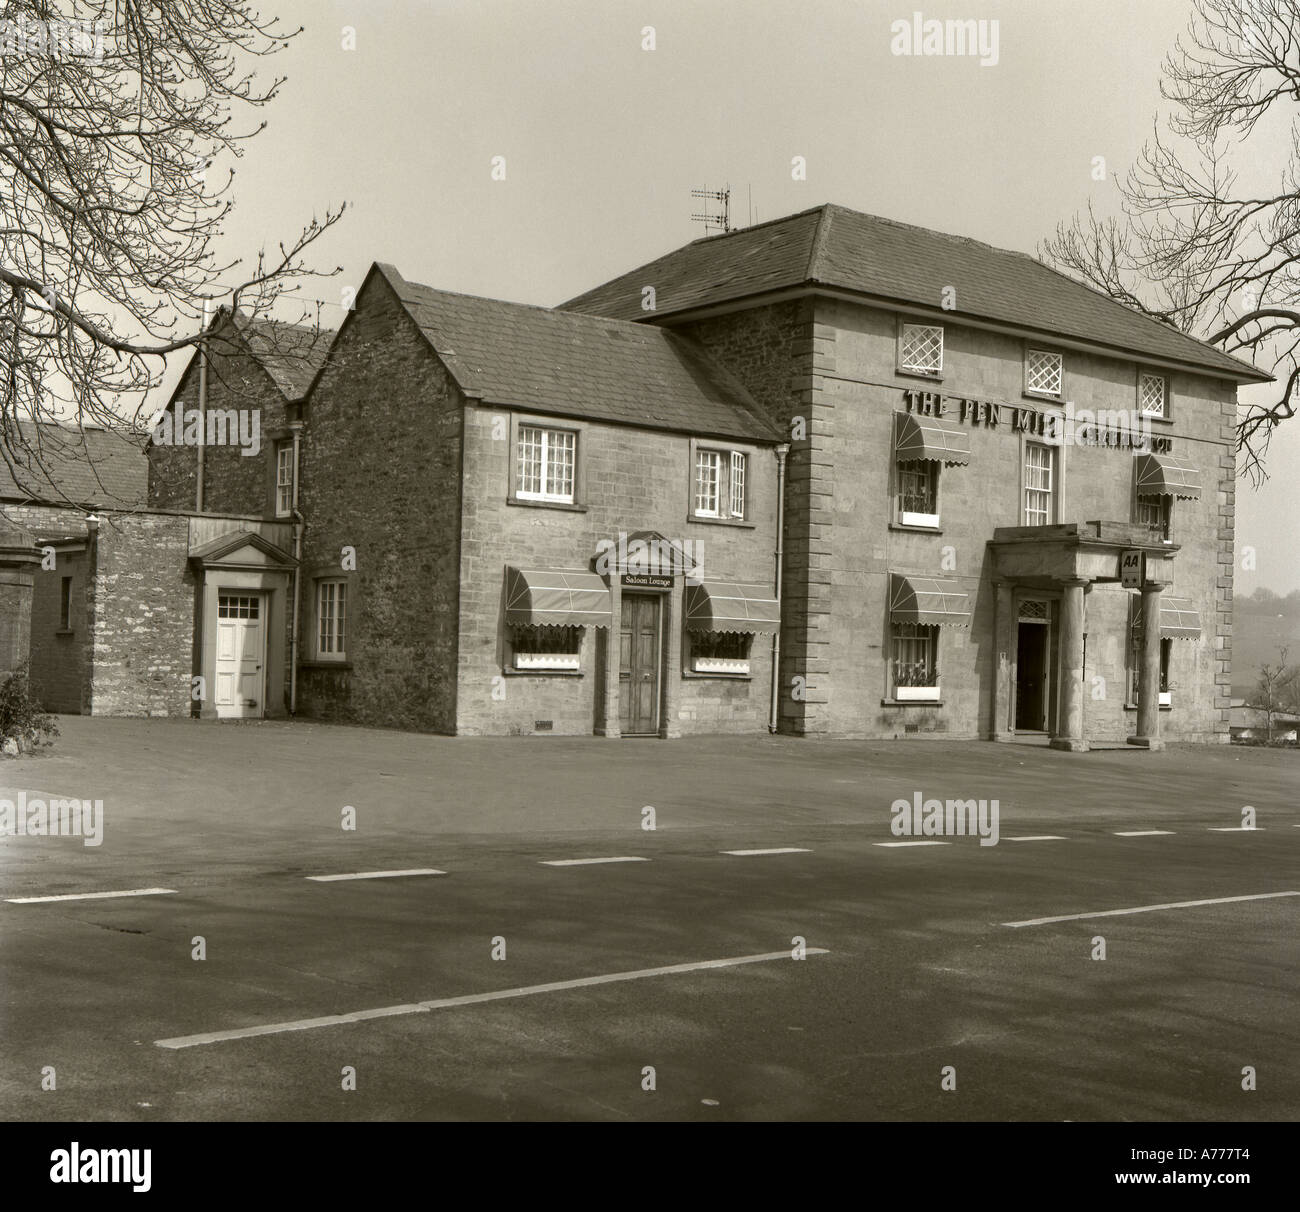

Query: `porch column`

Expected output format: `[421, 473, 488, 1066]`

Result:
[1050, 577, 1089, 752]
[992, 580, 1015, 741]
[1128, 582, 1165, 750]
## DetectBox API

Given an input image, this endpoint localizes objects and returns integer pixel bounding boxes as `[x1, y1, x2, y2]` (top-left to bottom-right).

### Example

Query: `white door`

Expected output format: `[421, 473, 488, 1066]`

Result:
[214, 593, 266, 718]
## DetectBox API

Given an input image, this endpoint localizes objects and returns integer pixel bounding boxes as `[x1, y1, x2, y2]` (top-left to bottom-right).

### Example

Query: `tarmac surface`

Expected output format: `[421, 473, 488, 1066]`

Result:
[1, 716, 1295, 1121]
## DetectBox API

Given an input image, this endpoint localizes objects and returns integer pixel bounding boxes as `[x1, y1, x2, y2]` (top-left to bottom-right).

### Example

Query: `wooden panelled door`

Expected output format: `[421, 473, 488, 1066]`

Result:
[214, 593, 266, 719]
[619, 593, 661, 736]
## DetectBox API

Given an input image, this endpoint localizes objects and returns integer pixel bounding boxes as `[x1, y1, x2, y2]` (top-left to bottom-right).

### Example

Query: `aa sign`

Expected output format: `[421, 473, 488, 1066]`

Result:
[1120, 549, 1144, 589]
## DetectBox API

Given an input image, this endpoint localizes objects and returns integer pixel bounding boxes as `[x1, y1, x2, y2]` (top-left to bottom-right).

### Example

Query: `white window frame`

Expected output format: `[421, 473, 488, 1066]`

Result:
[1023, 441, 1055, 526]
[896, 459, 939, 527]
[516, 425, 577, 504]
[511, 624, 583, 672]
[898, 322, 944, 377]
[689, 630, 753, 676]
[316, 579, 347, 662]
[691, 443, 748, 521]
[1136, 493, 1173, 543]
[1025, 348, 1064, 399]
[891, 622, 940, 700]
[1138, 371, 1169, 419]
[274, 442, 294, 518]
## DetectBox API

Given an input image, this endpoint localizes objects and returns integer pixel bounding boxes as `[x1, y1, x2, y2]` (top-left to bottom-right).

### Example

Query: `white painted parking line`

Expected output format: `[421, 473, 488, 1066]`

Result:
[721, 848, 811, 856]
[5, 887, 177, 905]
[539, 856, 648, 866]
[1208, 827, 1265, 832]
[154, 947, 831, 1049]
[1003, 890, 1299, 928]
[873, 840, 950, 848]
[1114, 830, 1175, 837]
[306, 869, 446, 882]
[1005, 835, 1068, 842]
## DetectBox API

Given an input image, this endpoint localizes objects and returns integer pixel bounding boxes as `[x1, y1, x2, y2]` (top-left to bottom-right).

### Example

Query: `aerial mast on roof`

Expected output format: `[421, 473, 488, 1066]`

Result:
[690, 185, 732, 235]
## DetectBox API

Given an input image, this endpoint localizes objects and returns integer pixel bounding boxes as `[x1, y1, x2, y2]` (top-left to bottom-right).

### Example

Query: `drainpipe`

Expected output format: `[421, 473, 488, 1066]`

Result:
[289, 418, 304, 715]
[769, 443, 789, 733]
[195, 297, 210, 512]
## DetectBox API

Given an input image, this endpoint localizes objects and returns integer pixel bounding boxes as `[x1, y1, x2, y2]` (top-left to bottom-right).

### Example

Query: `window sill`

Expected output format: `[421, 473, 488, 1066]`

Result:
[889, 521, 943, 535]
[1140, 413, 1173, 425]
[896, 367, 944, 383]
[1023, 391, 1063, 403]
[300, 659, 352, 671]
[1123, 702, 1173, 711]
[55, 628, 75, 636]
[687, 514, 755, 529]
[508, 496, 587, 513]
[682, 669, 753, 681]
[882, 697, 945, 707]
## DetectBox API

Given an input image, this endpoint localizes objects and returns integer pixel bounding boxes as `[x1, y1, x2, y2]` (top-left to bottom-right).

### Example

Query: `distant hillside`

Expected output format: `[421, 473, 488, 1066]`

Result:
[1233, 590, 1300, 699]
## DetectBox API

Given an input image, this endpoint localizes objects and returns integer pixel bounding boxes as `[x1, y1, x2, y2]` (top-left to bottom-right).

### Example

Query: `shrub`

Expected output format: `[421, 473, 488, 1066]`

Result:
[0, 667, 59, 753]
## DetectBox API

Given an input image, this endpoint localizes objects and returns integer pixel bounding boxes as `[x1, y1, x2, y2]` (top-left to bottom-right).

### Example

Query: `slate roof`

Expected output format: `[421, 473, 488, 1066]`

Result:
[228, 313, 335, 401]
[373, 264, 781, 441]
[561, 204, 1271, 383]
[0, 422, 148, 508]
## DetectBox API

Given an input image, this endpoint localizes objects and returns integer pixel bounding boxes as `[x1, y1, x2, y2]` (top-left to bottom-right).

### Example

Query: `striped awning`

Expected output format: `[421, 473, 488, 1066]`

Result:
[1135, 453, 1201, 500]
[684, 581, 780, 634]
[1133, 596, 1202, 640]
[894, 412, 972, 465]
[505, 567, 612, 628]
[889, 573, 972, 627]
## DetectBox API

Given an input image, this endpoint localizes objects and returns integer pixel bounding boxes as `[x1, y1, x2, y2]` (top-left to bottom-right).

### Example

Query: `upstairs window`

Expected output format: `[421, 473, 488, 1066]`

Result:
[1023, 442, 1055, 526]
[1139, 372, 1168, 418]
[897, 460, 939, 524]
[60, 576, 73, 630]
[517, 425, 576, 503]
[899, 323, 944, 376]
[1136, 493, 1173, 542]
[275, 441, 294, 518]
[1026, 349, 1063, 398]
[692, 446, 747, 520]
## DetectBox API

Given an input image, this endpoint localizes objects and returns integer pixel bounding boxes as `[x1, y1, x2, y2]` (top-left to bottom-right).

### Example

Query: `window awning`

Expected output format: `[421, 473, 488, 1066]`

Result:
[889, 573, 972, 628]
[505, 567, 612, 628]
[894, 412, 972, 465]
[1133, 596, 1202, 640]
[1135, 453, 1201, 500]
[684, 581, 780, 634]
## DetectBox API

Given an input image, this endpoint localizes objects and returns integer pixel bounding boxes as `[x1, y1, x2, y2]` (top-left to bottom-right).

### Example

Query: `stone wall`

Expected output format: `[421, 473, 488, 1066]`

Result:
[294, 271, 463, 732]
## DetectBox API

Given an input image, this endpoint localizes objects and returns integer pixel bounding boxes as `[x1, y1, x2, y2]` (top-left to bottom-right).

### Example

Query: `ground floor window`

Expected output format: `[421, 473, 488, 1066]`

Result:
[511, 624, 583, 671]
[892, 622, 939, 698]
[316, 580, 346, 660]
[1128, 630, 1173, 703]
[690, 630, 753, 675]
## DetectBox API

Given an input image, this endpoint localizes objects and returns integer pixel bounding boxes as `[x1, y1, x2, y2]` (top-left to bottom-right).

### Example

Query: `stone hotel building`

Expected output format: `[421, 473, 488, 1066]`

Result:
[3, 203, 1268, 747]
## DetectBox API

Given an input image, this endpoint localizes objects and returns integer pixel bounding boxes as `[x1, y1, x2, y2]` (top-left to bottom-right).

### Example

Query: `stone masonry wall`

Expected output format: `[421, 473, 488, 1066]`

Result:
[147, 325, 292, 516]
[294, 272, 463, 733]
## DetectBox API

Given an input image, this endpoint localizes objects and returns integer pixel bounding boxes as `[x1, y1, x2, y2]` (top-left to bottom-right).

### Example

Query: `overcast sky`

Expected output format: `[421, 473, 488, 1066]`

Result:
[159, 0, 1297, 593]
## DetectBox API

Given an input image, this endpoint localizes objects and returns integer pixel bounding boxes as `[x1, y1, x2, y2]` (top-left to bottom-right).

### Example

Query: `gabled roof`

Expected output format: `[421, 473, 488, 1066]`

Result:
[227, 312, 335, 401]
[561, 203, 1271, 384]
[158, 309, 335, 419]
[0, 422, 148, 508]
[370, 264, 782, 442]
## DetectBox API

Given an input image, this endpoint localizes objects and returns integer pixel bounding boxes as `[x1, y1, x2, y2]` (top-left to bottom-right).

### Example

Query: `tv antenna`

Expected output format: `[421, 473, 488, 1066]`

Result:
[690, 185, 732, 235]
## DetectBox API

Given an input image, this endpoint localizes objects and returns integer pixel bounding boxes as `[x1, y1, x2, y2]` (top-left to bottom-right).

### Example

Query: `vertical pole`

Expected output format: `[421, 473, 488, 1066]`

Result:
[1129, 583, 1166, 749]
[1050, 577, 1089, 751]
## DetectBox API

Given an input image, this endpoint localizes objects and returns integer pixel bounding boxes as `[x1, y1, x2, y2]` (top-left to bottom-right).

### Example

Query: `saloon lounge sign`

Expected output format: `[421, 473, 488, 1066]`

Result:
[902, 389, 1173, 453]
